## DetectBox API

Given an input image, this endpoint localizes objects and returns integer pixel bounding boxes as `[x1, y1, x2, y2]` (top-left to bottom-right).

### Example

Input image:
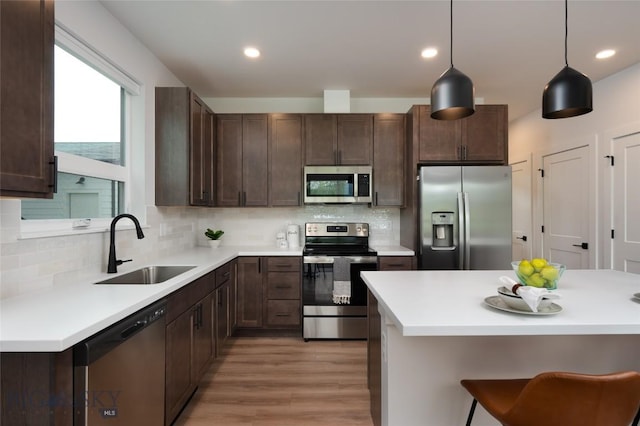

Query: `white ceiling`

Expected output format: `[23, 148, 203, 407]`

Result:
[99, 0, 640, 121]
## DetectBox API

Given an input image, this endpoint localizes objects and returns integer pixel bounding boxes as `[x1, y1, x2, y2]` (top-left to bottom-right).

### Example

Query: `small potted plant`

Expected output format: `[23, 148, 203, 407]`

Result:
[204, 228, 224, 248]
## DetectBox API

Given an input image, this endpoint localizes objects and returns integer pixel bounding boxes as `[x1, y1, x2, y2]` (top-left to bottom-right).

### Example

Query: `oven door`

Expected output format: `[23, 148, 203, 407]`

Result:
[302, 255, 377, 338]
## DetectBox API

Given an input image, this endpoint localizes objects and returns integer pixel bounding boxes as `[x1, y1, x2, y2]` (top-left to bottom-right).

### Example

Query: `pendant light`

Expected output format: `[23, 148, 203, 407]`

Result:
[430, 0, 475, 120]
[542, 0, 592, 119]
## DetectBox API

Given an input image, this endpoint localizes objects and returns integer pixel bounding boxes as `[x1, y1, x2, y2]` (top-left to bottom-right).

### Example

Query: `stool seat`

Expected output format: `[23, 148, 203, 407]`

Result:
[461, 371, 640, 426]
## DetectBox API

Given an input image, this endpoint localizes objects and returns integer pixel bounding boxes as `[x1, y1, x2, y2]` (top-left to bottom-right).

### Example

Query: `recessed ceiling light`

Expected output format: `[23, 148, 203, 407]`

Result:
[421, 48, 438, 59]
[244, 47, 260, 58]
[595, 49, 615, 59]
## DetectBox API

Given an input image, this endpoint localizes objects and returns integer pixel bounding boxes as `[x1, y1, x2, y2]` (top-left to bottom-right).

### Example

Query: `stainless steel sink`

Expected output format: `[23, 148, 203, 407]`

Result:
[95, 265, 196, 285]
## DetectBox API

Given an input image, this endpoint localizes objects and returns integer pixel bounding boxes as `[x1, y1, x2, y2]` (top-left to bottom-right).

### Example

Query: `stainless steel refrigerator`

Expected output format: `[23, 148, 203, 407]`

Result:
[419, 166, 512, 270]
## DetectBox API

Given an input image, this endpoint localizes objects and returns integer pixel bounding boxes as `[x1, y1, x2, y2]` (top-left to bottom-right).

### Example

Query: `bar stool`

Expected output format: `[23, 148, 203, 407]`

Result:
[460, 371, 640, 426]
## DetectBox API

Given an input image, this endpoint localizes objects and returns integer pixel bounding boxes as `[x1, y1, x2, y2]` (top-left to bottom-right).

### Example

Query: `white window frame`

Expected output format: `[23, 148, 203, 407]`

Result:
[20, 24, 141, 238]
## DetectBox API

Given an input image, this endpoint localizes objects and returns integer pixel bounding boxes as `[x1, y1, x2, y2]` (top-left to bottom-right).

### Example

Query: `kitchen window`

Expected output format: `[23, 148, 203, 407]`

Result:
[21, 25, 140, 230]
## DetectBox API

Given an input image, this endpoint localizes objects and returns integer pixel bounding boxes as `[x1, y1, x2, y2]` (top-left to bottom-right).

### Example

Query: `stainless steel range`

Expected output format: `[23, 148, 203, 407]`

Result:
[302, 222, 377, 340]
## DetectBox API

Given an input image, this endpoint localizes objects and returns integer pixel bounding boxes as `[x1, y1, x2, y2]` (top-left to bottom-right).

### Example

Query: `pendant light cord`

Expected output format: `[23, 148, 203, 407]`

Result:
[450, 0, 454, 68]
[564, 0, 568, 66]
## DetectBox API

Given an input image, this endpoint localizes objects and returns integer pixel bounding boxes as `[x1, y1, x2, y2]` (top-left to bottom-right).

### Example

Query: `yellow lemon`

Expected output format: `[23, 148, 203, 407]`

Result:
[540, 265, 559, 281]
[531, 258, 547, 272]
[528, 273, 546, 288]
[518, 260, 534, 277]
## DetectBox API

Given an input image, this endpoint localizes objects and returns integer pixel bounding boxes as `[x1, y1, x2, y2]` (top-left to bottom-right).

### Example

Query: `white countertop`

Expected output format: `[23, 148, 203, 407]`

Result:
[362, 269, 640, 337]
[0, 246, 298, 352]
[0, 244, 413, 352]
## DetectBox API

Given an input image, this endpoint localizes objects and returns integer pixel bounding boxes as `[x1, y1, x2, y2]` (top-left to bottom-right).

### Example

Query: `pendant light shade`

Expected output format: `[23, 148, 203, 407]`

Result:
[431, 67, 475, 120]
[430, 0, 475, 120]
[542, 66, 592, 119]
[542, 0, 592, 119]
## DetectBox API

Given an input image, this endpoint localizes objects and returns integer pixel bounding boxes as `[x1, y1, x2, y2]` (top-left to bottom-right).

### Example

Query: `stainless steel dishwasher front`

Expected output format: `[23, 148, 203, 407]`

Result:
[74, 299, 166, 425]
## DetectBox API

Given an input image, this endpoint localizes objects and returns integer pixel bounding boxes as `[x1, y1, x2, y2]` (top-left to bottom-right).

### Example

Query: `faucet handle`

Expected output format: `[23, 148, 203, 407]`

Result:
[116, 259, 133, 266]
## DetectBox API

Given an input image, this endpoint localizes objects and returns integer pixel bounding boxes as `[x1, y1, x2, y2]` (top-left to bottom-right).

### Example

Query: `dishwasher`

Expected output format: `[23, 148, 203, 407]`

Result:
[74, 299, 166, 425]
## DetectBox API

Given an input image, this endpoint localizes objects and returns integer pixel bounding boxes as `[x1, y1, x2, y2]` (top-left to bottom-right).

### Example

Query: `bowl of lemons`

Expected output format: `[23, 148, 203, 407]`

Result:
[512, 259, 565, 290]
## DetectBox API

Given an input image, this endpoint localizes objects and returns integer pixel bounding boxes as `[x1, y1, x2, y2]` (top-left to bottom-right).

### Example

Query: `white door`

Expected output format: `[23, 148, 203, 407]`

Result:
[542, 146, 590, 268]
[613, 132, 640, 273]
[511, 157, 532, 261]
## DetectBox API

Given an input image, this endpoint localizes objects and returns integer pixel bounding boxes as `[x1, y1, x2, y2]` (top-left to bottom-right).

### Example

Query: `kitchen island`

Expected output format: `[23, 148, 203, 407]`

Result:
[362, 269, 640, 426]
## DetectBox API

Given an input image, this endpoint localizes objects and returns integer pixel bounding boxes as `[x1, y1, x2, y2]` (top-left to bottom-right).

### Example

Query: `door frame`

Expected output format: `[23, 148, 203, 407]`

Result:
[599, 121, 640, 270]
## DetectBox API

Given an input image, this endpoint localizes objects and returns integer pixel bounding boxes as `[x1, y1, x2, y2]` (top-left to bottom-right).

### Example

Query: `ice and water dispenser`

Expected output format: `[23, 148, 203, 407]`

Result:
[431, 212, 454, 249]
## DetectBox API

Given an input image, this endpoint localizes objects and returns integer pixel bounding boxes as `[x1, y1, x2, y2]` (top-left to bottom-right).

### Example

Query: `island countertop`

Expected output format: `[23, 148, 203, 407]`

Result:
[362, 269, 640, 337]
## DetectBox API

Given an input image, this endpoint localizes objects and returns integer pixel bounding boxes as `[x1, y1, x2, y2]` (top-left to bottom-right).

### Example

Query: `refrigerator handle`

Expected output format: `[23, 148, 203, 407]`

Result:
[457, 192, 465, 270]
[464, 192, 471, 270]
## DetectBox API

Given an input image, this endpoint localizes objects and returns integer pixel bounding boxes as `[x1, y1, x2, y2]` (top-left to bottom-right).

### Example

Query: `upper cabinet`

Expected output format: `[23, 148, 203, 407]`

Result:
[373, 114, 405, 207]
[418, 105, 508, 164]
[304, 114, 373, 166]
[155, 87, 215, 206]
[216, 114, 268, 207]
[0, 0, 55, 198]
[269, 114, 303, 207]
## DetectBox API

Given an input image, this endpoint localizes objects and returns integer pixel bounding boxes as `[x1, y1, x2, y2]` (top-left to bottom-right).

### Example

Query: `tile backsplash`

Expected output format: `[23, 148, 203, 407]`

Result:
[0, 200, 399, 299]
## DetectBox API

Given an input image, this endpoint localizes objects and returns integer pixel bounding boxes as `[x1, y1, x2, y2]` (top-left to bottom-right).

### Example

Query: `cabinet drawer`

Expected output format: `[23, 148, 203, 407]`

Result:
[266, 272, 300, 299]
[266, 300, 300, 326]
[378, 257, 414, 271]
[215, 262, 232, 287]
[266, 257, 300, 272]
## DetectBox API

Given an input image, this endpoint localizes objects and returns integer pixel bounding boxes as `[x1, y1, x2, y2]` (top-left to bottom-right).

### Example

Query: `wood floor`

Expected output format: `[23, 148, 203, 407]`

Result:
[174, 337, 374, 426]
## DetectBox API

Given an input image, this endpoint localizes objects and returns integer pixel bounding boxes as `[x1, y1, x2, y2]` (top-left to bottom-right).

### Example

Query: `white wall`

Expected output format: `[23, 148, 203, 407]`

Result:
[509, 61, 640, 267]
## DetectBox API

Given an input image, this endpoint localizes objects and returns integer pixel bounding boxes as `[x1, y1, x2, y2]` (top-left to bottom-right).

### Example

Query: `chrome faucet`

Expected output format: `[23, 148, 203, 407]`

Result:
[107, 214, 145, 273]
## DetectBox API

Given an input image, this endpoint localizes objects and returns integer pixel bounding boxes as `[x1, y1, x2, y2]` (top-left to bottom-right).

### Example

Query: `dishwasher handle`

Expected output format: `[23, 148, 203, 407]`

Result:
[121, 320, 148, 339]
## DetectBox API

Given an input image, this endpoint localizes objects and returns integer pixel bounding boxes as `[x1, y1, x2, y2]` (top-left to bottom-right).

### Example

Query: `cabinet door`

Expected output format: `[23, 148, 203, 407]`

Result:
[165, 310, 193, 425]
[373, 114, 405, 206]
[236, 257, 263, 328]
[337, 114, 373, 165]
[269, 114, 303, 206]
[216, 114, 243, 206]
[215, 282, 229, 357]
[192, 294, 214, 379]
[304, 114, 337, 165]
[0, 0, 55, 198]
[461, 105, 508, 164]
[190, 95, 215, 206]
[242, 114, 269, 206]
[418, 105, 461, 162]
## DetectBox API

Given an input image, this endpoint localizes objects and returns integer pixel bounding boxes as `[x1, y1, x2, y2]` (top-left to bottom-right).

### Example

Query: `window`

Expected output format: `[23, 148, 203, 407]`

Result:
[21, 25, 140, 224]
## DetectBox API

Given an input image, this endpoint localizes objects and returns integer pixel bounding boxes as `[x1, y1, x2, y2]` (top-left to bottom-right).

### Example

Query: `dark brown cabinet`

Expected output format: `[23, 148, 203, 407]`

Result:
[304, 114, 373, 165]
[264, 257, 301, 328]
[373, 114, 405, 206]
[418, 105, 507, 164]
[0, 0, 55, 198]
[165, 272, 215, 425]
[236, 257, 264, 328]
[155, 87, 215, 206]
[215, 261, 233, 357]
[235, 256, 301, 332]
[216, 114, 269, 207]
[269, 114, 303, 206]
[378, 256, 415, 271]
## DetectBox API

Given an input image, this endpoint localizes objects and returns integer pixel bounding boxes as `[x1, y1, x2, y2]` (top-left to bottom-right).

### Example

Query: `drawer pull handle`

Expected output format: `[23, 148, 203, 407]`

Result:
[275, 313, 290, 317]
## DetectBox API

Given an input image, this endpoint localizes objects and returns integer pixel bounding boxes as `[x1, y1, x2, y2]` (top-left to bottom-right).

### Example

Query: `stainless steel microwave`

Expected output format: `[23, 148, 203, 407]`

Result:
[303, 166, 372, 204]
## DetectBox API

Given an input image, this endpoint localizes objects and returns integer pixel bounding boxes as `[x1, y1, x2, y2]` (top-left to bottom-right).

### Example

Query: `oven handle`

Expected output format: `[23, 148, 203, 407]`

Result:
[304, 255, 377, 264]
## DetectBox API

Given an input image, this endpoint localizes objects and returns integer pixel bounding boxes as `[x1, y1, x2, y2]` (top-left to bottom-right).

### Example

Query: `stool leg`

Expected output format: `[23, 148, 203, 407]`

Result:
[465, 399, 478, 426]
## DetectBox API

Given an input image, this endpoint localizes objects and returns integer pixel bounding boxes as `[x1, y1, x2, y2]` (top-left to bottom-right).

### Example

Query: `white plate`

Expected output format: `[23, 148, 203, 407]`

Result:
[484, 295, 562, 315]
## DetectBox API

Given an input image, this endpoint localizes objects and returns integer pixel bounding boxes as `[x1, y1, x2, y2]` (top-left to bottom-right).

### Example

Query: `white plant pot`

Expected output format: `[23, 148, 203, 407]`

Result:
[208, 240, 221, 248]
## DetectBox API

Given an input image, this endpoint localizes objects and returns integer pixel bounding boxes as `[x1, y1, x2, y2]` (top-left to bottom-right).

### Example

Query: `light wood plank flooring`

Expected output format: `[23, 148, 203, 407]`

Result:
[174, 337, 374, 426]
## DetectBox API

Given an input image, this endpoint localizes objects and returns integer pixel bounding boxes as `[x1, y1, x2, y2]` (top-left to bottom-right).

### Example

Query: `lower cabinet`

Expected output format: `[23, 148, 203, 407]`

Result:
[378, 256, 415, 271]
[165, 272, 215, 425]
[235, 256, 302, 334]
